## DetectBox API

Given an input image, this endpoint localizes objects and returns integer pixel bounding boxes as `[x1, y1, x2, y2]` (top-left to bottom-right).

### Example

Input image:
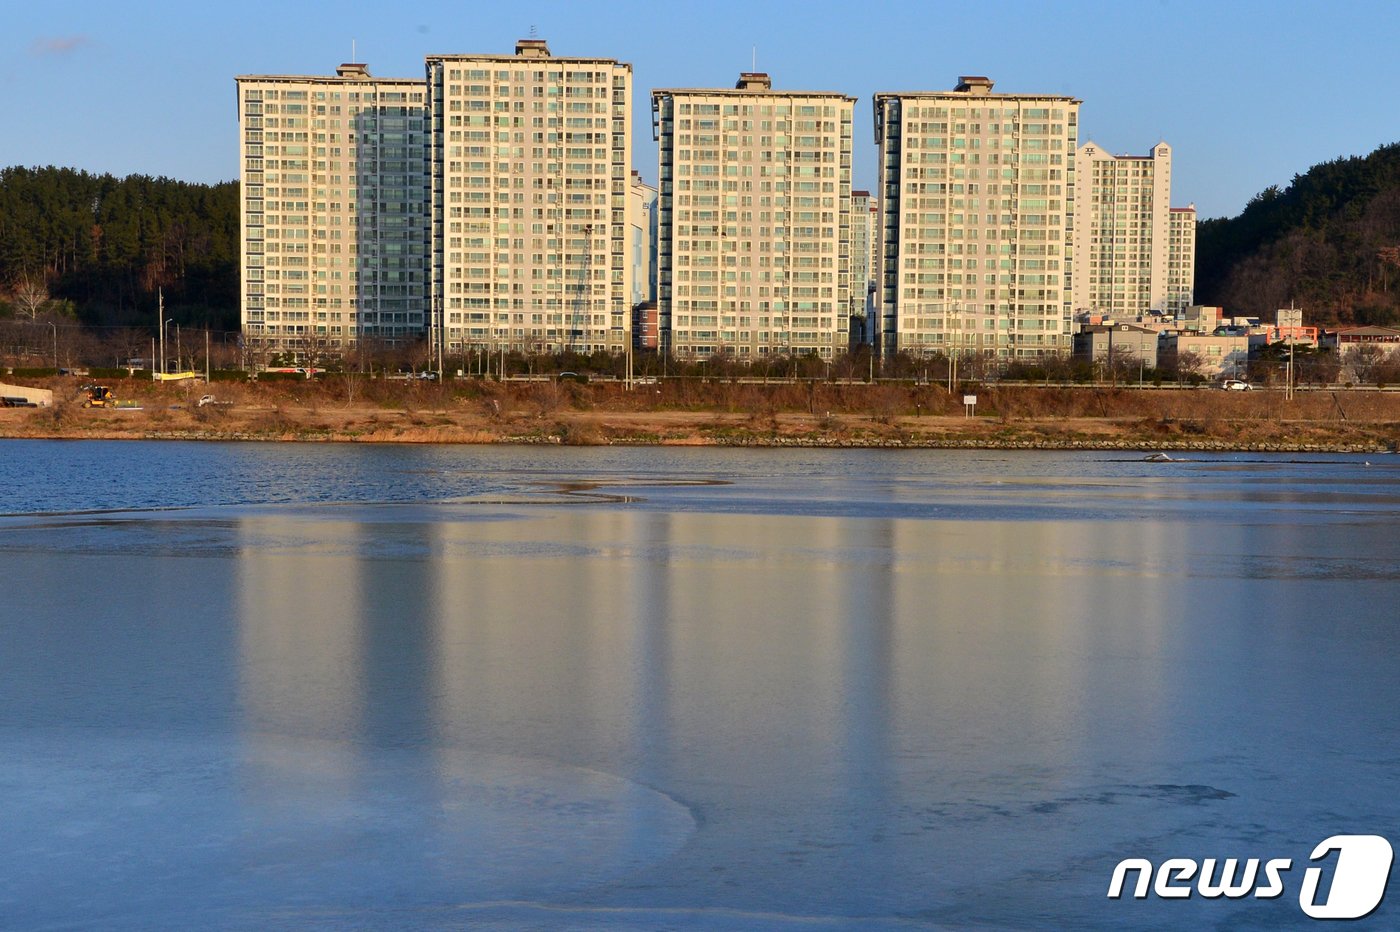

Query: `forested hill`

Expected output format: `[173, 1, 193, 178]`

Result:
[0, 166, 239, 331]
[1196, 143, 1400, 325]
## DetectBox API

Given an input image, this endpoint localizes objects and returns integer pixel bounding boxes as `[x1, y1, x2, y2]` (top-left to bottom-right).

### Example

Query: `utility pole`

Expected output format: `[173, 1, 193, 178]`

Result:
[1287, 330, 1295, 401]
[1280, 303, 1301, 401]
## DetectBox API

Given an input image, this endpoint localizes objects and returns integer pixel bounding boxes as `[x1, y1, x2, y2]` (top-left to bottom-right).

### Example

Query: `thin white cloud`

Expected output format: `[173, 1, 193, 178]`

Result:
[30, 36, 93, 57]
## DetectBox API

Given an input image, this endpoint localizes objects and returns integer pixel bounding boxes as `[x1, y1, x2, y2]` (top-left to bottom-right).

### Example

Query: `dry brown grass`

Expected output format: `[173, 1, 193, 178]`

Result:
[3, 375, 1397, 450]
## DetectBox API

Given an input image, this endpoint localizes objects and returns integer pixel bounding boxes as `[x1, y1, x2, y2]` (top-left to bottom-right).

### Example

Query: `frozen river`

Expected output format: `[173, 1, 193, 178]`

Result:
[3, 441, 1399, 928]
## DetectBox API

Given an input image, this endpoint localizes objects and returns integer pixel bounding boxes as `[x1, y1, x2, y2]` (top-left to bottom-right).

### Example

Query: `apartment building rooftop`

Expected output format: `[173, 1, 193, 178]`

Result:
[873, 76, 1080, 103]
[653, 73, 854, 99]
[234, 65, 421, 83]
[425, 38, 629, 66]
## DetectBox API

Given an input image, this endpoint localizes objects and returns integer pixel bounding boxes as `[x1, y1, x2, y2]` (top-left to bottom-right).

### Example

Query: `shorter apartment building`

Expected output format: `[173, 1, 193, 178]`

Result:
[1072, 142, 1195, 319]
[1167, 206, 1196, 310]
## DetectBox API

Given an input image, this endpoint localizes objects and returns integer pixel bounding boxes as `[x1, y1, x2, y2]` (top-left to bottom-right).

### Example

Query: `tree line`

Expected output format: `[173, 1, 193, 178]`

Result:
[0, 166, 238, 331]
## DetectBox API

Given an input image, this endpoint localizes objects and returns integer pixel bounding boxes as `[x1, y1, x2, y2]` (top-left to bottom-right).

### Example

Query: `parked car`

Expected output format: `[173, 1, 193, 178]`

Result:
[1220, 379, 1253, 391]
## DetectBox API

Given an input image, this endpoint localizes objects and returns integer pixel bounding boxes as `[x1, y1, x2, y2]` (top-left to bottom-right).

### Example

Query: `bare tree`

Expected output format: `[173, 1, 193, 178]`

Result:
[1344, 344, 1389, 384]
[9, 273, 51, 320]
[1160, 348, 1204, 383]
[1104, 348, 1142, 385]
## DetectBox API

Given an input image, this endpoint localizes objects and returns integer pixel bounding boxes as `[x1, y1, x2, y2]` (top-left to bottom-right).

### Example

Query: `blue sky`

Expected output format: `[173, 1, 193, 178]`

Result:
[4, 0, 1398, 219]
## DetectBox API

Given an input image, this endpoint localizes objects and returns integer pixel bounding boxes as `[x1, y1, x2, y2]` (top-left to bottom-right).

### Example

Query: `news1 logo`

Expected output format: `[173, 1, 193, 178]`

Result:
[1108, 835, 1394, 920]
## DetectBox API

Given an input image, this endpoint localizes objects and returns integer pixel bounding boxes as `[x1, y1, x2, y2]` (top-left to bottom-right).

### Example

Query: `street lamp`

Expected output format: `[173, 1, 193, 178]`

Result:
[161, 317, 174, 377]
[48, 321, 57, 371]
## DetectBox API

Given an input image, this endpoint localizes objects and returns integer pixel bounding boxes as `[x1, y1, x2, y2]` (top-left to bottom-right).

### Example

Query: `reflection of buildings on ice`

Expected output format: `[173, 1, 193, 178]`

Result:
[234, 513, 442, 776]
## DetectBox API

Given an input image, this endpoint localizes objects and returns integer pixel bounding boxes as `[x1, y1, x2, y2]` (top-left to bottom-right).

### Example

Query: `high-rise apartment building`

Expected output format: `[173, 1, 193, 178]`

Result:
[867, 195, 881, 305]
[1167, 205, 1196, 312]
[236, 64, 430, 359]
[426, 40, 633, 357]
[1072, 141, 1194, 317]
[874, 77, 1080, 359]
[850, 189, 875, 326]
[652, 73, 855, 360]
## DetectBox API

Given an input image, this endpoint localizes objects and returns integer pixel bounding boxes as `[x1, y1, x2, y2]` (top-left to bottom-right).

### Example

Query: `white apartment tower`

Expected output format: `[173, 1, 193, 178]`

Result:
[1167, 205, 1196, 312]
[236, 65, 430, 358]
[874, 77, 1080, 358]
[652, 73, 855, 360]
[1073, 141, 1194, 317]
[850, 189, 875, 327]
[426, 40, 633, 357]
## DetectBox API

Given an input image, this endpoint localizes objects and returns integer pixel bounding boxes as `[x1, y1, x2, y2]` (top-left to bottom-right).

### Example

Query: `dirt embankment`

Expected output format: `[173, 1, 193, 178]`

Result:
[3, 377, 1398, 453]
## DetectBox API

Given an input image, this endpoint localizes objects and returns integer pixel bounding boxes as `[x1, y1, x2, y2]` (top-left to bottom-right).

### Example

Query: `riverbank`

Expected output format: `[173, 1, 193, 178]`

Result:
[3, 379, 1398, 452]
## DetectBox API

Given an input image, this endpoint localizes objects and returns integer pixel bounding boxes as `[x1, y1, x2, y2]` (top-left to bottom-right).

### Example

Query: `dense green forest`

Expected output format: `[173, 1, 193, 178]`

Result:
[0, 166, 238, 332]
[1196, 143, 1400, 325]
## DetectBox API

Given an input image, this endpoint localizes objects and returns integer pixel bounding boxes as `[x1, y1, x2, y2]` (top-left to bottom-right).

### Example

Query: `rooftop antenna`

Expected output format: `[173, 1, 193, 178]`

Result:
[529, 24, 538, 39]
[752, 46, 757, 72]
[352, 39, 357, 62]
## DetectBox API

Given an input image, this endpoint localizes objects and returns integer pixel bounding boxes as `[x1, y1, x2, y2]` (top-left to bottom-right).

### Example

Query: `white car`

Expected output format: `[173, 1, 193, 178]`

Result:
[1220, 379, 1252, 391]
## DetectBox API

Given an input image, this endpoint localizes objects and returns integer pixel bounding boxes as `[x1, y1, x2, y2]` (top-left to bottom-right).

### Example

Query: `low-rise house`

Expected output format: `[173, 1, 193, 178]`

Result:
[1322, 325, 1400, 348]
[632, 301, 660, 353]
[1160, 331, 1249, 379]
[1262, 324, 1320, 346]
[1074, 323, 1159, 370]
[1181, 305, 1224, 333]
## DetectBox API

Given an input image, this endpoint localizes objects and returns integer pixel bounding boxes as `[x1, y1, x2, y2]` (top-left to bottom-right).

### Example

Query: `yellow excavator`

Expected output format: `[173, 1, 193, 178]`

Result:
[82, 385, 116, 408]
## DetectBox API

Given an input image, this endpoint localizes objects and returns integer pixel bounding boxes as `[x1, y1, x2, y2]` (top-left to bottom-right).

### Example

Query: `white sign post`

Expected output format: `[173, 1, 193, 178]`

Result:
[963, 394, 977, 417]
